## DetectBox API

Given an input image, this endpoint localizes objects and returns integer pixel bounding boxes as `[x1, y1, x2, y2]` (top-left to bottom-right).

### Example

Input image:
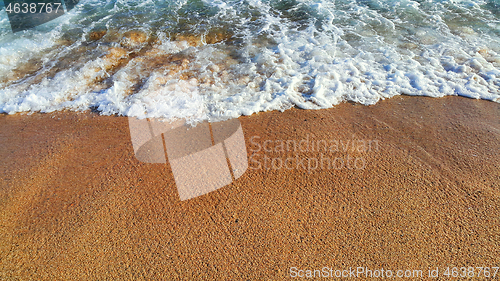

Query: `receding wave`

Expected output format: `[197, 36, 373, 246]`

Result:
[0, 0, 499, 121]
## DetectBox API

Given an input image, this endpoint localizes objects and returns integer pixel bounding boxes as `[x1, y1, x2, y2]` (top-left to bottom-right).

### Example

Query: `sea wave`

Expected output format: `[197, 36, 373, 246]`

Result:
[0, 0, 499, 121]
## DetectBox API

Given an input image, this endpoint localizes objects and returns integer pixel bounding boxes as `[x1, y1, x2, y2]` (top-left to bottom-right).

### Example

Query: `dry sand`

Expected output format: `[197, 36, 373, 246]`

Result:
[0, 96, 499, 279]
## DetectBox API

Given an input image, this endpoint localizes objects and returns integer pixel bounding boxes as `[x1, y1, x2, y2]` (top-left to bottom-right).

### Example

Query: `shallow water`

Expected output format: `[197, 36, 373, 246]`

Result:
[0, 0, 499, 121]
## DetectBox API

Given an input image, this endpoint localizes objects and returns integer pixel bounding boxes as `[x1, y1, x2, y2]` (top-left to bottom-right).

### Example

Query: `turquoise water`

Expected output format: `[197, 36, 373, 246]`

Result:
[0, 0, 499, 120]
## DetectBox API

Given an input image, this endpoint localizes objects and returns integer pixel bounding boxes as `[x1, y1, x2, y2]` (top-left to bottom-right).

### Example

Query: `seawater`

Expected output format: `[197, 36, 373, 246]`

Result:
[0, 0, 499, 121]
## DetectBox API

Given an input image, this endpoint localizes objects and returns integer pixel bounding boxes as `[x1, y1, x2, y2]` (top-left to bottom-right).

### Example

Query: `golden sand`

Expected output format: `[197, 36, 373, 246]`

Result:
[0, 96, 499, 279]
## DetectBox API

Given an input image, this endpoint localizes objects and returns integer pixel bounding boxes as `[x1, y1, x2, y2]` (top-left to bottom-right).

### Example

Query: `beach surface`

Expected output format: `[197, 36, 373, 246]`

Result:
[0, 96, 499, 279]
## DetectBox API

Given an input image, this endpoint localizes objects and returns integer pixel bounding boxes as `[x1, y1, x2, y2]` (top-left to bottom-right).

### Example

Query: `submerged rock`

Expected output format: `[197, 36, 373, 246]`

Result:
[121, 31, 149, 48]
[89, 30, 107, 41]
[104, 47, 129, 62]
[174, 35, 202, 47]
[173, 30, 233, 46]
[205, 30, 233, 44]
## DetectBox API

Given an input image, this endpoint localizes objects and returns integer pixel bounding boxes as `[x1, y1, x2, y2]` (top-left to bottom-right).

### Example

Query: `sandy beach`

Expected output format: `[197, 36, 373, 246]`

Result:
[0, 95, 499, 279]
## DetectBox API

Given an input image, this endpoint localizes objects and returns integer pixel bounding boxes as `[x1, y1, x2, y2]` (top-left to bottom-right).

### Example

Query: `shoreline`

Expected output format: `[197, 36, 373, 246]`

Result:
[1, 95, 499, 279]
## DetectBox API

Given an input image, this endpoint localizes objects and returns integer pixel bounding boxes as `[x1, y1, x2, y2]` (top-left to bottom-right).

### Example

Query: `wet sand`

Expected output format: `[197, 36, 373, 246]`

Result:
[0, 96, 499, 279]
